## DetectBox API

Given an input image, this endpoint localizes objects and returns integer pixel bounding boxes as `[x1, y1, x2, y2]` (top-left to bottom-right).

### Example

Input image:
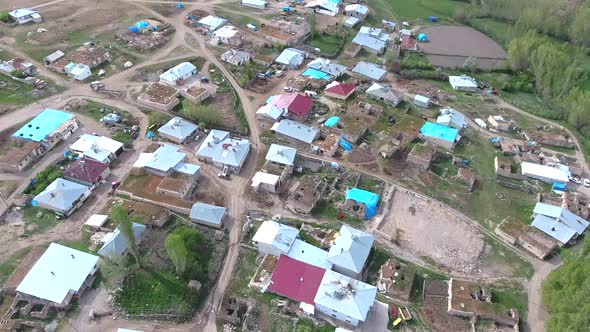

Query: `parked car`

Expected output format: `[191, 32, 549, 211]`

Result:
[584, 178, 590, 187]
[570, 176, 581, 184]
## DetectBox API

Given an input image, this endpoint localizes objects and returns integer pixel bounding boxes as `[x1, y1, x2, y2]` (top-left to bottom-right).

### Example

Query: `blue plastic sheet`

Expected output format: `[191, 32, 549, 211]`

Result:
[346, 188, 380, 219]
[324, 116, 339, 128]
[338, 136, 352, 152]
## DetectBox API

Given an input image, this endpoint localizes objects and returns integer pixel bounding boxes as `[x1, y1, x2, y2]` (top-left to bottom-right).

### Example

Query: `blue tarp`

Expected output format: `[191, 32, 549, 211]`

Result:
[338, 136, 352, 152]
[301, 68, 331, 81]
[346, 188, 380, 219]
[266, 95, 275, 104]
[324, 116, 339, 127]
[146, 131, 155, 139]
[428, 16, 438, 22]
[135, 21, 149, 29]
[176, 3, 184, 8]
[128, 26, 140, 33]
[553, 182, 566, 191]
[417, 33, 428, 42]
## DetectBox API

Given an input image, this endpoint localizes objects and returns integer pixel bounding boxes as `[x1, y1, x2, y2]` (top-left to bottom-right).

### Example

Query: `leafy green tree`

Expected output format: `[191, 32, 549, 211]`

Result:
[563, 88, 590, 131]
[530, 44, 586, 100]
[180, 101, 222, 128]
[506, 31, 547, 71]
[111, 205, 141, 267]
[569, 4, 590, 47]
[165, 233, 188, 275]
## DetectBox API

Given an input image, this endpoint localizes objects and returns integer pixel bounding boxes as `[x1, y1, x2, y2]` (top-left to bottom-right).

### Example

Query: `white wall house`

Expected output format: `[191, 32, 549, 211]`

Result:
[9, 9, 42, 25]
[251, 220, 299, 256]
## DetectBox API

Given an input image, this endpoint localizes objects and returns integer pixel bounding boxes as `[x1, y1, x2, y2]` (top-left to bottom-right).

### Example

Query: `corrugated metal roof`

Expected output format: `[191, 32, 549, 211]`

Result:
[268, 255, 326, 305]
[33, 178, 89, 212]
[265, 143, 297, 165]
[275, 49, 305, 67]
[534, 202, 589, 235]
[98, 223, 145, 260]
[144, 145, 185, 172]
[287, 239, 333, 269]
[351, 61, 386, 80]
[531, 215, 577, 244]
[271, 120, 319, 144]
[157, 117, 198, 141]
[521, 162, 570, 183]
[159, 62, 196, 82]
[449, 75, 477, 89]
[307, 58, 347, 77]
[198, 15, 227, 30]
[252, 220, 299, 254]
[436, 107, 466, 128]
[190, 202, 226, 226]
[326, 225, 374, 274]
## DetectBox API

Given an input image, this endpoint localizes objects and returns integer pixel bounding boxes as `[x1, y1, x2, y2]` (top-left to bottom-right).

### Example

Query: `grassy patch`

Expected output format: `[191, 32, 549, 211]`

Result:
[0, 73, 34, 105]
[223, 61, 264, 88]
[23, 164, 63, 196]
[467, 17, 513, 47]
[227, 249, 277, 305]
[69, 100, 132, 122]
[0, 247, 33, 284]
[482, 233, 535, 278]
[311, 200, 363, 225]
[295, 319, 336, 332]
[367, 0, 465, 23]
[214, 8, 260, 28]
[305, 31, 350, 56]
[114, 268, 198, 317]
[22, 206, 61, 235]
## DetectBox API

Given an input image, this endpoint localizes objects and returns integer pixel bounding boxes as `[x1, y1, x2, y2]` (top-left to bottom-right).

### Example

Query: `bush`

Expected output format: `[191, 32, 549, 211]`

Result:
[0, 12, 13, 23]
[180, 100, 223, 128]
[24, 165, 64, 195]
[166, 226, 211, 282]
[10, 70, 26, 79]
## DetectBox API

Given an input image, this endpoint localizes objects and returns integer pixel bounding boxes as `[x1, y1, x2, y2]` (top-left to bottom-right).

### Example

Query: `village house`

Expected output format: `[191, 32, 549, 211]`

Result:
[137, 82, 180, 111]
[495, 218, 556, 259]
[157, 117, 198, 144]
[159, 62, 197, 86]
[65, 63, 91, 81]
[487, 115, 510, 132]
[344, 17, 361, 28]
[347, 27, 390, 56]
[59, 45, 111, 71]
[447, 279, 519, 329]
[531, 202, 589, 246]
[419, 122, 461, 150]
[336, 108, 377, 144]
[520, 161, 570, 184]
[350, 61, 386, 81]
[0, 140, 45, 172]
[63, 157, 111, 187]
[340, 188, 380, 221]
[198, 15, 228, 32]
[0, 58, 37, 76]
[344, 4, 369, 20]
[212, 25, 243, 47]
[275, 48, 306, 69]
[8, 8, 42, 25]
[327, 224, 374, 278]
[304, 0, 341, 16]
[366, 83, 402, 106]
[251, 171, 282, 193]
[251, 220, 299, 256]
[190, 202, 226, 229]
[400, 35, 418, 51]
[12, 109, 78, 150]
[44, 50, 65, 66]
[196, 130, 251, 173]
[286, 176, 326, 214]
[241, 0, 267, 10]
[181, 81, 217, 104]
[436, 107, 466, 130]
[266, 93, 314, 122]
[406, 143, 435, 170]
[13, 243, 99, 315]
[261, 143, 297, 183]
[306, 58, 347, 80]
[530, 131, 575, 149]
[449, 75, 478, 92]
[221, 50, 251, 66]
[33, 178, 91, 216]
[98, 223, 146, 262]
[414, 94, 430, 108]
[324, 81, 356, 100]
[70, 134, 124, 164]
[271, 120, 320, 145]
[457, 168, 477, 191]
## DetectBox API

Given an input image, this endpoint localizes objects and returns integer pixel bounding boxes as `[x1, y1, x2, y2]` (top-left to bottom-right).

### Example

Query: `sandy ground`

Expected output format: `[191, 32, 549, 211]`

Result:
[378, 189, 485, 274]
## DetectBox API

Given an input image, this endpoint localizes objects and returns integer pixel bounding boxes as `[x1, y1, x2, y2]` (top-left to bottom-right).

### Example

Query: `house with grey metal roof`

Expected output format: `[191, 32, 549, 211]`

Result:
[531, 214, 578, 246]
[313, 269, 377, 326]
[351, 61, 386, 81]
[190, 202, 226, 229]
[533, 202, 589, 237]
[344, 4, 369, 19]
[252, 220, 299, 256]
[275, 48, 306, 69]
[326, 225, 374, 278]
[344, 17, 360, 28]
[265, 144, 297, 166]
[195, 130, 251, 173]
[221, 49, 251, 66]
[33, 178, 91, 216]
[271, 120, 320, 145]
[349, 27, 390, 55]
[159, 62, 197, 86]
[436, 107, 466, 130]
[366, 83, 402, 106]
[157, 117, 198, 143]
[98, 223, 146, 261]
[142, 144, 201, 179]
[306, 58, 347, 78]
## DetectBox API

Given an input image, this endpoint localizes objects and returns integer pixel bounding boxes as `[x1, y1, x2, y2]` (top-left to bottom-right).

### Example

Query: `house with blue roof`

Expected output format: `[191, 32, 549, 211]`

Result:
[419, 122, 461, 150]
[327, 224, 374, 277]
[33, 178, 91, 216]
[12, 109, 78, 149]
[341, 188, 380, 220]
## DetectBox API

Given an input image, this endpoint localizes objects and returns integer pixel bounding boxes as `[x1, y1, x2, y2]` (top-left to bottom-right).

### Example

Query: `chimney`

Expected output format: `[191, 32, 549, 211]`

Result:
[51, 271, 55, 276]
[80, 160, 86, 169]
[71, 254, 75, 259]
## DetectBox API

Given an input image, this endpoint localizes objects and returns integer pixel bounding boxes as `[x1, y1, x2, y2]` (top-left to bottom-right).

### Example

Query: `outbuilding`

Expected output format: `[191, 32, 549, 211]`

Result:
[414, 94, 430, 108]
[189, 202, 226, 229]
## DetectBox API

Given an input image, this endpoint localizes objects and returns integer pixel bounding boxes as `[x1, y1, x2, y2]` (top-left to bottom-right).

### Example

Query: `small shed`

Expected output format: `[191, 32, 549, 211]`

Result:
[414, 94, 429, 108]
[189, 202, 226, 229]
[85, 214, 109, 230]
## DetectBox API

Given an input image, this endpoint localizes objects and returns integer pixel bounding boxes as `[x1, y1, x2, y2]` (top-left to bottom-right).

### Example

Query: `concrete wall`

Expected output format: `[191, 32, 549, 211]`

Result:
[315, 303, 360, 327]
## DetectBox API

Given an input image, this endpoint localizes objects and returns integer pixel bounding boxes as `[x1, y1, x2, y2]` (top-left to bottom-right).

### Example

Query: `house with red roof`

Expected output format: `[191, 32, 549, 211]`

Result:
[324, 81, 356, 100]
[401, 35, 418, 51]
[63, 157, 110, 187]
[267, 255, 326, 313]
[270, 93, 314, 122]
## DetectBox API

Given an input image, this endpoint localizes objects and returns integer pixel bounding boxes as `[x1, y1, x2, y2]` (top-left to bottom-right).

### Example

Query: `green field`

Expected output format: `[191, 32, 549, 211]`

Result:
[467, 17, 513, 46]
[367, 0, 466, 24]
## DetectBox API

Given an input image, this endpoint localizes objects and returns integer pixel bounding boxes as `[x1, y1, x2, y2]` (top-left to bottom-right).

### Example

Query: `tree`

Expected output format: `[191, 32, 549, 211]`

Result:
[569, 4, 590, 47]
[506, 31, 547, 71]
[563, 88, 590, 131]
[180, 101, 222, 128]
[165, 233, 188, 275]
[530, 43, 586, 100]
[111, 205, 141, 267]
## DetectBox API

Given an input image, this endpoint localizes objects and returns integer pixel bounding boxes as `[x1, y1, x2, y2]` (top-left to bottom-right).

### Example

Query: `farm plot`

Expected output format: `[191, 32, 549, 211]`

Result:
[419, 26, 507, 70]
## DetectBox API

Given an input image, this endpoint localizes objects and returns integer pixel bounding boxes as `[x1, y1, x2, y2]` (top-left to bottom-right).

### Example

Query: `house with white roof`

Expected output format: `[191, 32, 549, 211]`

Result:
[159, 62, 197, 86]
[351, 61, 386, 81]
[313, 269, 377, 326]
[252, 220, 299, 256]
[251, 171, 282, 193]
[9, 8, 42, 25]
[65, 63, 91, 81]
[287, 239, 333, 269]
[344, 17, 360, 28]
[143, 144, 200, 179]
[196, 130, 251, 173]
[449, 75, 478, 92]
[212, 25, 242, 47]
[271, 120, 320, 145]
[326, 225, 374, 277]
[344, 4, 369, 20]
[70, 134, 125, 163]
[98, 223, 146, 262]
[16, 243, 99, 308]
[33, 178, 91, 216]
[436, 107, 466, 130]
[190, 202, 226, 229]
[266, 144, 297, 167]
[242, 0, 267, 10]
[306, 58, 347, 78]
[157, 117, 198, 144]
[531, 202, 589, 245]
[521, 162, 570, 184]
[414, 94, 430, 108]
[221, 49, 251, 66]
[198, 15, 228, 32]
[275, 48, 306, 69]
[349, 27, 390, 55]
[305, 0, 341, 16]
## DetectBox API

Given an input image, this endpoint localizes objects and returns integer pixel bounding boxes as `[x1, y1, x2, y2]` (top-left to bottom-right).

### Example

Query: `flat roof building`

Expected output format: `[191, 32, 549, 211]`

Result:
[189, 202, 226, 229]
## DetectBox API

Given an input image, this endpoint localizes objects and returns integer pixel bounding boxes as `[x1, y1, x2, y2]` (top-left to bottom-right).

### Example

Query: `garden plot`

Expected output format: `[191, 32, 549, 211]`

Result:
[378, 189, 485, 275]
[420, 26, 507, 70]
